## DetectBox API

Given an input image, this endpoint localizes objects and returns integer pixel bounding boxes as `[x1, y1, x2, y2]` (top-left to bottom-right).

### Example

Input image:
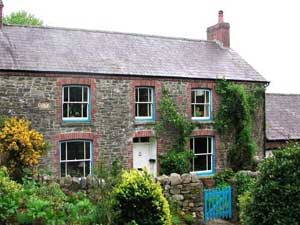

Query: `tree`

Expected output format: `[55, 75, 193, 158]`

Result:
[3, 10, 43, 26]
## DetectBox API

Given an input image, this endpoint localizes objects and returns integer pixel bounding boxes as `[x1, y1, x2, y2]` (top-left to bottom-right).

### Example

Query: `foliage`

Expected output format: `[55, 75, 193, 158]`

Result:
[183, 214, 194, 225]
[0, 167, 22, 222]
[0, 167, 96, 225]
[155, 89, 195, 175]
[0, 117, 47, 180]
[242, 144, 300, 225]
[160, 149, 193, 175]
[112, 169, 171, 225]
[215, 80, 264, 170]
[238, 191, 252, 225]
[93, 160, 122, 225]
[233, 172, 255, 197]
[3, 10, 43, 26]
[214, 168, 234, 187]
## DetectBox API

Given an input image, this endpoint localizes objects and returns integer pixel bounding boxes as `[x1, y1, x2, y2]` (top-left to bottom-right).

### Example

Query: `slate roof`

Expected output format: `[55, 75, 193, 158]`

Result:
[266, 93, 300, 140]
[0, 25, 267, 82]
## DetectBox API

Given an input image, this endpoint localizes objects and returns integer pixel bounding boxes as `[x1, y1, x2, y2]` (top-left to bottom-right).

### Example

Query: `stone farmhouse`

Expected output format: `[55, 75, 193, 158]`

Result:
[0, 1, 268, 177]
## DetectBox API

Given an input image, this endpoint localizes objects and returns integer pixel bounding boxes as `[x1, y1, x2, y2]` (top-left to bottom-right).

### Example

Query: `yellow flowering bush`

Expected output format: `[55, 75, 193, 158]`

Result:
[0, 117, 46, 179]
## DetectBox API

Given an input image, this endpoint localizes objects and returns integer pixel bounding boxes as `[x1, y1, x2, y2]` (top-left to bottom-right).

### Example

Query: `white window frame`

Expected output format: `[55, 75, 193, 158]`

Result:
[190, 137, 214, 174]
[135, 87, 154, 120]
[191, 89, 211, 120]
[60, 140, 92, 177]
[62, 85, 90, 122]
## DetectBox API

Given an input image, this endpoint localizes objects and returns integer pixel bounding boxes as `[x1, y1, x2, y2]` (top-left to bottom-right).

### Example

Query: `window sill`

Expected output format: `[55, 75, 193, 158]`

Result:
[191, 120, 214, 124]
[61, 121, 92, 127]
[190, 171, 214, 177]
[134, 120, 155, 126]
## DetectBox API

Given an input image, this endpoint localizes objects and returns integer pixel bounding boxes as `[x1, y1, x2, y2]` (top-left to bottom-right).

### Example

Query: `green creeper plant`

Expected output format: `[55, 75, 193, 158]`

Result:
[155, 88, 195, 174]
[215, 80, 264, 170]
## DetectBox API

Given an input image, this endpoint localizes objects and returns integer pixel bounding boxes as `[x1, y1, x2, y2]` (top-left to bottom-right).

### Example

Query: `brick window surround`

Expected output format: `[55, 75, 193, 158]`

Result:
[130, 80, 161, 122]
[52, 132, 100, 176]
[57, 78, 96, 124]
[186, 82, 216, 119]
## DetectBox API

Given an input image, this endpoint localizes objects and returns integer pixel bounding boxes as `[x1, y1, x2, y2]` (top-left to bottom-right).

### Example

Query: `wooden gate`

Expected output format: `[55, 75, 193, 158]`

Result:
[203, 186, 232, 222]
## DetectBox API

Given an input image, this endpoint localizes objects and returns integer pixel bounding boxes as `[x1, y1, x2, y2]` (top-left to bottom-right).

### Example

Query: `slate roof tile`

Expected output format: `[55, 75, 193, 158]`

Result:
[0, 25, 267, 82]
[266, 93, 300, 140]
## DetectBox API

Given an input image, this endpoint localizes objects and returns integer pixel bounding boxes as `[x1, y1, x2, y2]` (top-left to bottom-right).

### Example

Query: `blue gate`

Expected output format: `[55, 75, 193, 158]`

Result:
[203, 186, 232, 222]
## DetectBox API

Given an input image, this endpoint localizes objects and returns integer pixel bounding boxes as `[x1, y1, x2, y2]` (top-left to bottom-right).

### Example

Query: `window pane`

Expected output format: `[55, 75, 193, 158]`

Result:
[69, 103, 82, 117]
[148, 89, 152, 102]
[83, 87, 88, 102]
[67, 142, 84, 160]
[83, 104, 88, 117]
[138, 103, 149, 117]
[205, 91, 210, 104]
[194, 138, 207, 154]
[208, 138, 212, 153]
[85, 142, 90, 159]
[204, 105, 209, 117]
[135, 104, 138, 117]
[135, 89, 139, 102]
[60, 163, 66, 177]
[140, 137, 150, 142]
[67, 162, 84, 177]
[194, 155, 207, 171]
[190, 138, 193, 150]
[148, 104, 152, 117]
[69, 87, 83, 102]
[85, 161, 91, 176]
[195, 90, 205, 103]
[133, 137, 139, 143]
[195, 105, 204, 117]
[138, 88, 149, 102]
[61, 142, 66, 160]
[63, 87, 68, 101]
[207, 155, 212, 170]
[63, 104, 68, 118]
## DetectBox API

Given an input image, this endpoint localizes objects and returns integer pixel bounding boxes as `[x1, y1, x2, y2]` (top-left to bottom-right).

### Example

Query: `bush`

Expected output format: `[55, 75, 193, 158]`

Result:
[112, 169, 171, 225]
[0, 167, 22, 222]
[183, 214, 194, 225]
[0, 117, 47, 180]
[160, 149, 193, 175]
[243, 144, 300, 225]
[214, 168, 235, 187]
[233, 172, 255, 197]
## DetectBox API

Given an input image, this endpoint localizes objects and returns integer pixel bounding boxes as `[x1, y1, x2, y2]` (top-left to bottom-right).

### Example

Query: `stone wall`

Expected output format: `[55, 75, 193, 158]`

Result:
[0, 71, 265, 175]
[156, 173, 204, 219]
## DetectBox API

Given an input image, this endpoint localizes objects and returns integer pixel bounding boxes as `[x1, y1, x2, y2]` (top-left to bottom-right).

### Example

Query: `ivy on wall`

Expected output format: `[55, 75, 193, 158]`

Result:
[215, 80, 264, 171]
[155, 88, 195, 174]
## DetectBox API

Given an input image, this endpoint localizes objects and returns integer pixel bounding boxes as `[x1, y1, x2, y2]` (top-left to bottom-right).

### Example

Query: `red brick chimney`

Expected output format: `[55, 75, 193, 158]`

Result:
[207, 10, 230, 48]
[0, 0, 3, 29]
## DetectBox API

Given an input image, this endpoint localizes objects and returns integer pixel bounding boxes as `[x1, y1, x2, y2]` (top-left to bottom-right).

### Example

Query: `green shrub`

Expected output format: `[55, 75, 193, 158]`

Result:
[233, 172, 255, 197]
[214, 168, 235, 187]
[243, 144, 300, 225]
[0, 167, 22, 223]
[238, 191, 252, 225]
[112, 169, 171, 225]
[183, 214, 194, 225]
[160, 149, 193, 175]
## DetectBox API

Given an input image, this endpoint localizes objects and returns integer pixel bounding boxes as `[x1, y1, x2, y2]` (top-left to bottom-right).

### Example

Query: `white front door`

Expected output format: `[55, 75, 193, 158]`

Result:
[133, 137, 157, 176]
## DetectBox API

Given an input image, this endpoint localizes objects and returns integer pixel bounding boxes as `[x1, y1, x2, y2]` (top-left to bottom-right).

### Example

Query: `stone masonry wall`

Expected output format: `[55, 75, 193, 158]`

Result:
[0, 71, 265, 175]
[157, 173, 204, 219]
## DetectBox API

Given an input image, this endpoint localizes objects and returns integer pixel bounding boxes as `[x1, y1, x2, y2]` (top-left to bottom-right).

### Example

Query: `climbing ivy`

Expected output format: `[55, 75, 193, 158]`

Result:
[155, 88, 195, 174]
[215, 80, 264, 171]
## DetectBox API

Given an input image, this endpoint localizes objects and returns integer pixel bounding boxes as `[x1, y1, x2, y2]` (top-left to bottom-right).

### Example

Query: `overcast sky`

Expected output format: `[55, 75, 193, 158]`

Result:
[3, 0, 300, 93]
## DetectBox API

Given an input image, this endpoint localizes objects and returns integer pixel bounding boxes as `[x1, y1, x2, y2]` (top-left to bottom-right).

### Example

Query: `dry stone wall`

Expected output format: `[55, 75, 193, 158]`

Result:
[156, 173, 204, 219]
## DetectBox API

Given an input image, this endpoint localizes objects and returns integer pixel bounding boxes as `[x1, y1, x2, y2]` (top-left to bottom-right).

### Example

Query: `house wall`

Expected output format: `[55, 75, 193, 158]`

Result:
[0, 71, 265, 175]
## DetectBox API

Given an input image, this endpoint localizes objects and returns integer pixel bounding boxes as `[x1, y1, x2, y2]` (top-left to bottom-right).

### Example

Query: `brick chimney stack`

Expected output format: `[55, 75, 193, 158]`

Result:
[0, 0, 3, 29]
[207, 10, 230, 48]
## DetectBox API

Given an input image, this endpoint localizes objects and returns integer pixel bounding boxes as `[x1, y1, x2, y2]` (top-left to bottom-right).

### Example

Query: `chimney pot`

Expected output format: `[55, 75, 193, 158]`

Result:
[218, 10, 224, 23]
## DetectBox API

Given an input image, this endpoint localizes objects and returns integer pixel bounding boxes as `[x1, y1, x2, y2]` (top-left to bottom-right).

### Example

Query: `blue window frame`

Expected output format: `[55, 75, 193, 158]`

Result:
[62, 85, 90, 122]
[191, 89, 212, 121]
[60, 140, 92, 177]
[135, 87, 154, 122]
[190, 136, 214, 175]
